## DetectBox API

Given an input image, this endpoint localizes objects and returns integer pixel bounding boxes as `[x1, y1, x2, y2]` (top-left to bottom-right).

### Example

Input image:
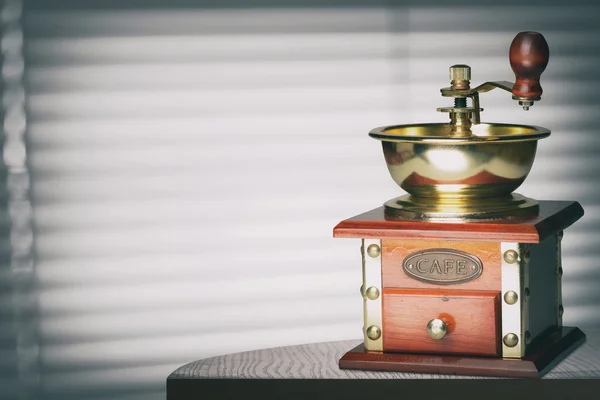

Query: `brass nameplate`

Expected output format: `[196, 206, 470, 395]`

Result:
[403, 248, 482, 285]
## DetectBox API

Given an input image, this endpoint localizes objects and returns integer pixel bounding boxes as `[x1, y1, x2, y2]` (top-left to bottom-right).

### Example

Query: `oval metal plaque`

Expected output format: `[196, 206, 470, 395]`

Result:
[403, 248, 483, 285]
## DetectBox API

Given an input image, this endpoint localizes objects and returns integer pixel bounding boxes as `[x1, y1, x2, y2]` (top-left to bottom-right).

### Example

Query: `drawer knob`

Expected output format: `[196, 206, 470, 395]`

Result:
[426, 318, 448, 340]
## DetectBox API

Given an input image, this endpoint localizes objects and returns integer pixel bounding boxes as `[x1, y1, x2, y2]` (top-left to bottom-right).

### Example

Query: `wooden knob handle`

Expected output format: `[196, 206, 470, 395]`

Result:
[509, 31, 549, 99]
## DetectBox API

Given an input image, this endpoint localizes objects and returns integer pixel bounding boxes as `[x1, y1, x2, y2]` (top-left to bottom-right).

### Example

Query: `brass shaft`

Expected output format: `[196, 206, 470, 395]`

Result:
[450, 112, 472, 136]
[449, 65, 473, 136]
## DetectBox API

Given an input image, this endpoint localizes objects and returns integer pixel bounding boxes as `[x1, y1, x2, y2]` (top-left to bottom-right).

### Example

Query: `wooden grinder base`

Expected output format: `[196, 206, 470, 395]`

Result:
[340, 327, 585, 378]
[334, 201, 586, 378]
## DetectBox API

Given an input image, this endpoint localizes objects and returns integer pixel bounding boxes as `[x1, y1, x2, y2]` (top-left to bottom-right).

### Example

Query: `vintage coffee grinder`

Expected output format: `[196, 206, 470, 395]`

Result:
[333, 32, 585, 378]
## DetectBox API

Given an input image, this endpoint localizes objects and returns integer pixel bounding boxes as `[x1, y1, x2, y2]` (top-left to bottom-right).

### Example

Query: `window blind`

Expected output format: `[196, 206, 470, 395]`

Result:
[10, 2, 600, 399]
[22, 4, 399, 400]
[2, 1, 38, 399]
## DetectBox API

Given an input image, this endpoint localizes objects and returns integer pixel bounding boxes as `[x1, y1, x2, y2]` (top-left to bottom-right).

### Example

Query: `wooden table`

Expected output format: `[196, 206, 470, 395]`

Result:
[167, 329, 600, 399]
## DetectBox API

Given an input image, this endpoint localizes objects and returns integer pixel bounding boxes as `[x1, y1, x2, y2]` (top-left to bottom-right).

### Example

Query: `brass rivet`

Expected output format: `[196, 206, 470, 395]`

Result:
[503, 250, 518, 264]
[366, 325, 381, 340]
[366, 286, 380, 300]
[559, 305, 564, 317]
[525, 331, 532, 345]
[360, 284, 364, 296]
[558, 267, 563, 278]
[503, 290, 519, 305]
[521, 249, 531, 264]
[503, 333, 519, 348]
[367, 244, 381, 258]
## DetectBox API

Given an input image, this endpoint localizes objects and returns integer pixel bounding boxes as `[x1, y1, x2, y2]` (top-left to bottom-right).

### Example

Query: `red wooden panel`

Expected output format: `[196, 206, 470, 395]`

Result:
[382, 288, 501, 357]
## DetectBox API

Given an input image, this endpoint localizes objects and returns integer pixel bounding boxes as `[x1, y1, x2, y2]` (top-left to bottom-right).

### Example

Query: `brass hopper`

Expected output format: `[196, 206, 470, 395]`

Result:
[372, 32, 550, 220]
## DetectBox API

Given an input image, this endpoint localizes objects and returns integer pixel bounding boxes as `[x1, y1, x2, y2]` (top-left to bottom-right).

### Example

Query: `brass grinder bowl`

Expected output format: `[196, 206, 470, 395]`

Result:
[369, 123, 550, 217]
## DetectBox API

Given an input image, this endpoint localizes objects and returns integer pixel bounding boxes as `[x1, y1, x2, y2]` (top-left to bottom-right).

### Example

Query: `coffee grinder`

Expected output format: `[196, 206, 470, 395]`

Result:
[333, 32, 585, 378]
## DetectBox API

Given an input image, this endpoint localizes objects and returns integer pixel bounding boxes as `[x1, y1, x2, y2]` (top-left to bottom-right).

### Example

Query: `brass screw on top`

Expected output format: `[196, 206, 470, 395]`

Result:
[450, 64, 471, 90]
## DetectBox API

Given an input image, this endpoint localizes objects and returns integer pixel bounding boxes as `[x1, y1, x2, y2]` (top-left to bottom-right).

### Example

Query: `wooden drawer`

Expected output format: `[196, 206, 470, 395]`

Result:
[382, 288, 501, 357]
